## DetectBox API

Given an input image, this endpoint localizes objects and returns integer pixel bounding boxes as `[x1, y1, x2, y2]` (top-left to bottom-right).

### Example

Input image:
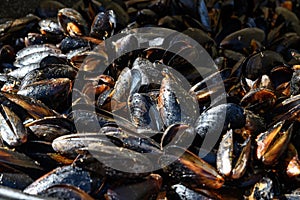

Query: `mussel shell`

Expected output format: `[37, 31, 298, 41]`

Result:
[19, 64, 77, 89]
[90, 10, 116, 40]
[136, 9, 158, 25]
[57, 8, 89, 36]
[0, 104, 27, 146]
[195, 103, 245, 141]
[17, 78, 72, 112]
[243, 50, 284, 80]
[220, 28, 265, 54]
[38, 19, 63, 35]
[160, 124, 195, 150]
[52, 132, 114, 155]
[23, 165, 97, 195]
[60, 36, 90, 53]
[0, 15, 40, 43]
[160, 145, 224, 189]
[25, 33, 64, 46]
[88, 143, 153, 177]
[105, 174, 162, 200]
[36, 0, 65, 18]
[247, 177, 274, 199]
[128, 93, 156, 129]
[25, 116, 76, 141]
[171, 184, 221, 200]
[0, 45, 15, 63]
[0, 172, 34, 190]
[1, 92, 58, 119]
[216, 129, 233, 177]
[42, 184, 94, 200]
[0, 147, 42, 170]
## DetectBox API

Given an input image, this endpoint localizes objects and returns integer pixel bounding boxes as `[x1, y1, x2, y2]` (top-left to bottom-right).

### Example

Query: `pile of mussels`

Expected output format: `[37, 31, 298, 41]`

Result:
[2, 0, 300, 199]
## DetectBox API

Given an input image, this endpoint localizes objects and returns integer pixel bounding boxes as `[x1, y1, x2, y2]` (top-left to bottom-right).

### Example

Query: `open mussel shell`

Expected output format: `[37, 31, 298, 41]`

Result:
[1, 92, 58, 119]
[57, 8, 89, 36]
[256, 121, 293, 166]
[38, 19, 63, 35]
[171, 184, 222, 200]
[271, 94, 300, 121]
[160, 123, 195, 150]
[160, 145, 224, 190]
[242, 50, 284, 81]
[0, 147, 42, 171]
[216, 129, 251, 179]
[285, 144, 300, 178]
[240, 88, 277, 114]
[90, 10, 116, 40]
[246, 177, 275, 199]
[0, 104, 28, 146]
[105, 174, 162, 200]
